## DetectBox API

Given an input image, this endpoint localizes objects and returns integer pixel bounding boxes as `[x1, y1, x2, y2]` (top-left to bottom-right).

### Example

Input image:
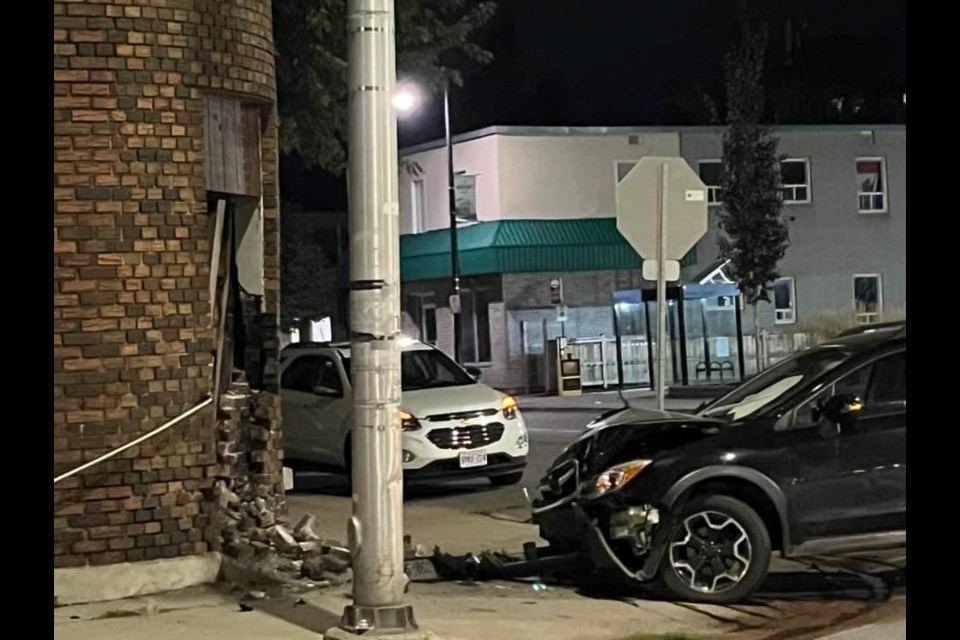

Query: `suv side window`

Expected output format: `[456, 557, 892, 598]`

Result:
[281, 355, 322, 393]
[793, 364, 871, 428]
[866, 351, 906, 405]
[792, 350, 905, 428]
[316, 357, 344, 395]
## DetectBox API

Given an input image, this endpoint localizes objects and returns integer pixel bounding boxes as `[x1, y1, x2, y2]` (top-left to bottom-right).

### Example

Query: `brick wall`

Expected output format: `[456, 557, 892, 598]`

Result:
[53, 0, 281, 568]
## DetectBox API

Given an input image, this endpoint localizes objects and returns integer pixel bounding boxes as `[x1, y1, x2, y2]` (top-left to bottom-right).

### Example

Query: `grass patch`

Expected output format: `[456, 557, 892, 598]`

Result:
[95, 610, 142, 620]
[792, 305, 906, 341]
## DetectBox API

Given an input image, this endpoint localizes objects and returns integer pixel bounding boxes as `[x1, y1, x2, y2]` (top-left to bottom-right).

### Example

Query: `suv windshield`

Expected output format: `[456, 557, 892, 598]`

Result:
[699, 347, 850, 421]
[342, 349, 476, 391]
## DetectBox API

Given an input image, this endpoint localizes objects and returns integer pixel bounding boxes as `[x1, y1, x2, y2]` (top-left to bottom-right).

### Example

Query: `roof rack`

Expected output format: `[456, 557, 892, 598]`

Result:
[836, 321, 906, 338]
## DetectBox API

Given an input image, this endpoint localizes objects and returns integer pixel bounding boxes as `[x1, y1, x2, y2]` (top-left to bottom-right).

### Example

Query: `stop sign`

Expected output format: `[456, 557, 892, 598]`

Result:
[615, 157, 709, 261]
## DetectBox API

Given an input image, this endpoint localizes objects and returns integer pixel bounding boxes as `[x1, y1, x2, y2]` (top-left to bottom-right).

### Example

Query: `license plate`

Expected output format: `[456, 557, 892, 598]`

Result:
[459, 451, 488, 468]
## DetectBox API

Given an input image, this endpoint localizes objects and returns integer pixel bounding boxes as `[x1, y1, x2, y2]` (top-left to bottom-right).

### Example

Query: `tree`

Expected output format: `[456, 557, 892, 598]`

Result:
[280, 208, 342, 331]
[717, 9, 790, 371]
[273, 0, 497, 172]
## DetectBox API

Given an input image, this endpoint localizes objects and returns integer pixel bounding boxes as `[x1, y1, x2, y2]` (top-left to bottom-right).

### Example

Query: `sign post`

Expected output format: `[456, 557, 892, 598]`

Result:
[616, 157, 708, 410]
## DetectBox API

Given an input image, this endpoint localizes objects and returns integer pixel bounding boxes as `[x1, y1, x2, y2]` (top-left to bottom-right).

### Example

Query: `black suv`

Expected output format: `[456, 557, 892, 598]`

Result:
[533, 323, 906, 603]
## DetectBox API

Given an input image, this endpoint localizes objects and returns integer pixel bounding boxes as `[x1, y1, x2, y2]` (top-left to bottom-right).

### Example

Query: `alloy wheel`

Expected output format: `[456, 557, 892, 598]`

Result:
[668, 509, 752, 594]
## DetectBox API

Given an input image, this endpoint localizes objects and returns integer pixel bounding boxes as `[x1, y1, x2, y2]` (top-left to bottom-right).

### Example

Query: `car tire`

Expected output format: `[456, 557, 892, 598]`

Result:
[658, 494, 771, 604]
[490, 471, 524, 487]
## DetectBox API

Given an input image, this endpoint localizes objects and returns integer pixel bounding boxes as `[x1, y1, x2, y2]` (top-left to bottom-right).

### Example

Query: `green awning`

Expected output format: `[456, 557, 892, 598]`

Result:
[400, 218, 697, 282]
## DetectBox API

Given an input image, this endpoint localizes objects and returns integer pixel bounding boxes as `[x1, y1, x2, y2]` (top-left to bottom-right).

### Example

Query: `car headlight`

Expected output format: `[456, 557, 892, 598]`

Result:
[592, 459, 652, 497]
[501, 395, 518, 420]
[399, 409, 421, 432]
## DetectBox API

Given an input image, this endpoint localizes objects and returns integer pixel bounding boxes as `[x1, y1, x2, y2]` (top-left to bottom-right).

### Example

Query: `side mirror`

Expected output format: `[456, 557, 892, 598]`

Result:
[816, 394, 863, 433]
[313, 385, 342, 397]
[465, 366, 482, 380]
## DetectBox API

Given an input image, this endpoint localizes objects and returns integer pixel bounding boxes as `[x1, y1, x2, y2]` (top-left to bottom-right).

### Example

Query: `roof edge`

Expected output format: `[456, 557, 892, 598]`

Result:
[400, 123, 907, 156]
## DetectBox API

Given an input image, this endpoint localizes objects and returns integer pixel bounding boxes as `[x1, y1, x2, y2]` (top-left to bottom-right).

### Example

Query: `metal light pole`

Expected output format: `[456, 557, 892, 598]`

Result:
[444, 85, 463, 364]
[331, 0, 417, 636]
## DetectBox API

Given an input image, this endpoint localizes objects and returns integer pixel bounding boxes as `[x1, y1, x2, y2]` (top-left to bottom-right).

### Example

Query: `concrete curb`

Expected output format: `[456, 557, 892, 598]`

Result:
[54, 552, 222, 606]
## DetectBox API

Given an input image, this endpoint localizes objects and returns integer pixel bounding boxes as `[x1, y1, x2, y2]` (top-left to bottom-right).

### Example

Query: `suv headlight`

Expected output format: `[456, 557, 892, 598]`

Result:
[501, 395, 518, 420]
[399, 409, 421, 432]
[591, 459, 652, 497]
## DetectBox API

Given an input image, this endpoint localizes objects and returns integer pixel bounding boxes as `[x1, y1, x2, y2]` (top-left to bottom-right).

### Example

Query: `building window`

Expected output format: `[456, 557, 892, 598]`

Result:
[411, 179, 425, 233]
[853, 274, 883, 324]
[460, 289, 492, 364]
[698, 160, 722, 205]
[773, 277, 796, 324]
[856, 158, 887, 213]
[780, 159, 810, 204]
[421, 303, 437, 345]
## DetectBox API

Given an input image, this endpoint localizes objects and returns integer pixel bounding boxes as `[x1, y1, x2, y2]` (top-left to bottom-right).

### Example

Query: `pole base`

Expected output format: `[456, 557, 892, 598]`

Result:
[325, 604, 420, 637]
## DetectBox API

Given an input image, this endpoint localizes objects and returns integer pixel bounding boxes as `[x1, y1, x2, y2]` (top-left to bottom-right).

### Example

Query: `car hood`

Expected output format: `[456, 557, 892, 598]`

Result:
[400, 382, 504, 418]
[544, 407, 725, 482]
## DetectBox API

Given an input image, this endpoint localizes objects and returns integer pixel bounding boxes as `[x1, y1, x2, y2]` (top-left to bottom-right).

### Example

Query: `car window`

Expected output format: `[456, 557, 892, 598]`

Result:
[316, 357, 343, 395]
[281, 355, 323, 393]
[792, 351, 903, 428]
[794, 365, 869, 428]
[341, 349, 475, 391]
[701, 347, 850, 421]
[866, 351, 906, 404]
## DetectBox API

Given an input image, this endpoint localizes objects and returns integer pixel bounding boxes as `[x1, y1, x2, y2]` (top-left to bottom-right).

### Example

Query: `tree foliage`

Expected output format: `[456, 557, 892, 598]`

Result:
[717, 12, 789, 306]
[273, 0, 497, 172]
[280, 208, 341, 329]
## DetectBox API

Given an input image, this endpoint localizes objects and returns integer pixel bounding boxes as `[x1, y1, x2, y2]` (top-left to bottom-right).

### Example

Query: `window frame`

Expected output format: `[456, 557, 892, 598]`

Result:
[773, 276, 797, 325]
[855, 157, 888, 214]
[421, 302, 437, 345]
[853, 273, 883, 324]
[459, 288, 493, 365]
[410, 178, 425, 233]
[780, 158, 811, 204]
[697, 159, 723, 206]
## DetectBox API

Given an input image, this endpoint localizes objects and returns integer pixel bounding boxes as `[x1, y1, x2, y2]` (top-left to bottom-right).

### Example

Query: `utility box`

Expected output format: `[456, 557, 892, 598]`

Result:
[548, 338, 582, 397]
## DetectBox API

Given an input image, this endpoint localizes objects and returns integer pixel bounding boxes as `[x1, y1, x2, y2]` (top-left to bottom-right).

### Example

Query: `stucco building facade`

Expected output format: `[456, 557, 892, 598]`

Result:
[397, 125, 906, 392]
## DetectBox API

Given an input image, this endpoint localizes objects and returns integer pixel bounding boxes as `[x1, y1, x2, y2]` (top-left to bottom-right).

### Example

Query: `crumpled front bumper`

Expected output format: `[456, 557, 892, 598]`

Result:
[533, 497, 671, 584]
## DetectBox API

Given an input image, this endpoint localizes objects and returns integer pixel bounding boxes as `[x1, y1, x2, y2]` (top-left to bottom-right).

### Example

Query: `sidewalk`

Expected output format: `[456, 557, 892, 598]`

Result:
[518, 388, 702, 413]
[53, 581, 735, 640]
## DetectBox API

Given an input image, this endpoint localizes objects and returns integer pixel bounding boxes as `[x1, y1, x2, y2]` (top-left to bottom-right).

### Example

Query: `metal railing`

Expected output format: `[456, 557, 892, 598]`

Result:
[53, 396, 213, 485]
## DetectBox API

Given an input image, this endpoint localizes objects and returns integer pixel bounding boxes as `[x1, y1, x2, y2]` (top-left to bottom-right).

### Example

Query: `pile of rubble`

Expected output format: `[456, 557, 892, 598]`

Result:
[211, 380, 351, 591]
[216, 497, 352, 589]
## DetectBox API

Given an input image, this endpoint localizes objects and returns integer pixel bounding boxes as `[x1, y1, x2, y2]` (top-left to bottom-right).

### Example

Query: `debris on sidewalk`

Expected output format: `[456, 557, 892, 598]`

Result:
[293, 514, 321, 542]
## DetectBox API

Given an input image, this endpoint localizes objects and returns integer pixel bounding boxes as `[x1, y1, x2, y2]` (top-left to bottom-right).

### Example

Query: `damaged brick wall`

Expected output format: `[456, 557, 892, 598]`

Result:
[53, 0, 283, 569]
[212, 379, 286, 560]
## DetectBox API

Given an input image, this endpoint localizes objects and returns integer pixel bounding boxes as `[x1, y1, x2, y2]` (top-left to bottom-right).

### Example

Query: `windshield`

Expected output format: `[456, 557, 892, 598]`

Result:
[342, 348, 476, 391]
[699, 347, 850, 421]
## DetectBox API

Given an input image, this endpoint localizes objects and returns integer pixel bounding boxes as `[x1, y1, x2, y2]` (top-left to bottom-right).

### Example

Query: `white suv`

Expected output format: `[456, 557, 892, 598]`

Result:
[280, 338, 529, 485]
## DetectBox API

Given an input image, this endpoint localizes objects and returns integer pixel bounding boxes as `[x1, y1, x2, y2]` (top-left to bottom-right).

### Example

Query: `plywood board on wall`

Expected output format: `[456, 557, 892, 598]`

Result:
[205, 95, 262, 196]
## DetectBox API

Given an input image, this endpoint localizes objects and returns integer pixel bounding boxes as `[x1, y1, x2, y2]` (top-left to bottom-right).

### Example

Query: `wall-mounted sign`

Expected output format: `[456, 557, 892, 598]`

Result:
[454, 174, 477, 221]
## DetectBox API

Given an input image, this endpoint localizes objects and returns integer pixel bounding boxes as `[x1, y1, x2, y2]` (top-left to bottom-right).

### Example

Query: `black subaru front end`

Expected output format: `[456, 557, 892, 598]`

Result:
[531, 407, 726, 582]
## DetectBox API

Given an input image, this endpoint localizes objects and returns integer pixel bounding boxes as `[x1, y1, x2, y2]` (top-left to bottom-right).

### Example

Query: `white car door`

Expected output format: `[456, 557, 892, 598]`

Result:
[280, 354, 323, 461]
[301, 354, 352, 465]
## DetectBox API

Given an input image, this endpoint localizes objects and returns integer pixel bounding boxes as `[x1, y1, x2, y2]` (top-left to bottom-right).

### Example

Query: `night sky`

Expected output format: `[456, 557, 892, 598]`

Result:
[284, 0, 906, 211]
